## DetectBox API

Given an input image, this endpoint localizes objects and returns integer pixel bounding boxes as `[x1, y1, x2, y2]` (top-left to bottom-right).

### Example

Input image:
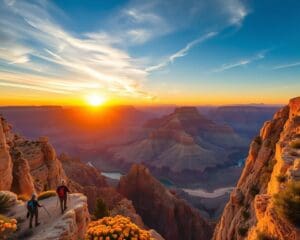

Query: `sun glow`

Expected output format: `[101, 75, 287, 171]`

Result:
[86, 94, 106, 107]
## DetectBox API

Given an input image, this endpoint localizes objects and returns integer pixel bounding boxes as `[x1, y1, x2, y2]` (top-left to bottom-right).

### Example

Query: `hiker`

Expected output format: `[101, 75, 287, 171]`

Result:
[26, 194, 42, 228]
[56, 179, 70, 214]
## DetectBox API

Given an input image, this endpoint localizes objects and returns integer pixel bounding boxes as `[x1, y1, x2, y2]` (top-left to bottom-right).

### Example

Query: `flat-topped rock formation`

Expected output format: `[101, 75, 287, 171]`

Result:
[110, 107, 245, 173]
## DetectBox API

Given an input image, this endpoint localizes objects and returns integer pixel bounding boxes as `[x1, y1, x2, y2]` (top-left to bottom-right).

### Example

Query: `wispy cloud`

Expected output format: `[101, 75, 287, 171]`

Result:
[104, 0, 249, 45]
[273, 61, 300, 70]
[212, 51, 267, 73]
[0, 0, 249, 100]
[0, 0, 153, 99]
[146, 32, 218, 72]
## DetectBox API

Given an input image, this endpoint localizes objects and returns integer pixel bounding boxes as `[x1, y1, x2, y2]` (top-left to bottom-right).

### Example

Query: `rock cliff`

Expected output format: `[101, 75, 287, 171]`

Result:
[0, 117, 13, 190]
[118, 164, 213, 240]
[2, 191, 90, 240]
[214, 97, 300, 240]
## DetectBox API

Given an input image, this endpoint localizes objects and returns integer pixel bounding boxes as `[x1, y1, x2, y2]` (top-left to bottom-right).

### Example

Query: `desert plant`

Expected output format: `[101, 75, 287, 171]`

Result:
[0, 214, 17, 239]
[17, 194, 30, 202]
[86, 215, 152, 240]
[0, 194, 11, 214]
[37, 190, 57, 201]
[242, 209, 250, 220]
[250, 185, 260, 197]
[274, 181, 300, 227]
[238, 226, 248, 237]
[276, 174, 287, 183]
[93, 198, 109, 220]
[254, 136, 262, 145]
[290, 139, 300, 149]
[257, 231, 278, 240]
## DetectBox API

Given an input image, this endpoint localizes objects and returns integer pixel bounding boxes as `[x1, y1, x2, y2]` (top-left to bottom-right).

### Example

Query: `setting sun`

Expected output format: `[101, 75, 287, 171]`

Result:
[86, 94, 106, 107]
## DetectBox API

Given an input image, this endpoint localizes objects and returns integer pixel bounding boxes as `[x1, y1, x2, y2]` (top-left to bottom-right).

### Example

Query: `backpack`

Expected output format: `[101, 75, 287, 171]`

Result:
[58, 186, 65, 198]
[27, 200, 35, 212]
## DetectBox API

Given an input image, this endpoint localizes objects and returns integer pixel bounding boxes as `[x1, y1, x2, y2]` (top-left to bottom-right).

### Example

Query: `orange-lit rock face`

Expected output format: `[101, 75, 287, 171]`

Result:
[118, 164, 213, 240]
[214, 97, 300, 240]
[0, 117, 13, 190]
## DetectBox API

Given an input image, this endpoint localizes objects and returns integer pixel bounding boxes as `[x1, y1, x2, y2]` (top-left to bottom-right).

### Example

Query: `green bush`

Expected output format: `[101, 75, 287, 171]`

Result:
[250, 185, 260, 197]
[276, 174, 286, 183]
[274, 182, 300, 227]
[38, 190, 57, 201]
[93, 198, 109, 220]
[0, 194, 11, 214]
[238, 226, 248, 236]
[290, 139, 300, 149]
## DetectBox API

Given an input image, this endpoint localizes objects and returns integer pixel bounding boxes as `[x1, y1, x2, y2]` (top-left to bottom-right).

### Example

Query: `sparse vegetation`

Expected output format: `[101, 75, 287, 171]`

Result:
[276, 174, 287, 183]
[242, 209, 250, 220]
[257, 231, 278, 240]
[86, 215, 152, 240]
[290, 139, 300, 149]
[290, 150, 299, 157]
[17, 194, 30, 202]
[238, 226, 248, 237]
[274, 181, 300, 227]
[0, 214, 17, 239]
[0, 194, 11, 214]
[37, 190, 57, 201]
[265, 159, 276, 173]
[93, 198, 109, 220]
[254, 136, 262, 145]
[250, 185, 260, 197]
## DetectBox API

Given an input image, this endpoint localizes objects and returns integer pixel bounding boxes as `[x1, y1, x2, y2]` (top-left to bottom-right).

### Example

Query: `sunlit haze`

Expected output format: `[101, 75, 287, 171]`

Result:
[0, 0, 299, 106]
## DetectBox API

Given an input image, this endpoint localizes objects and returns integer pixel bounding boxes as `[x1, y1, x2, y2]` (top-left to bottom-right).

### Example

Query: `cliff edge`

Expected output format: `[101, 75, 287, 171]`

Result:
[214, 97, 300, 240]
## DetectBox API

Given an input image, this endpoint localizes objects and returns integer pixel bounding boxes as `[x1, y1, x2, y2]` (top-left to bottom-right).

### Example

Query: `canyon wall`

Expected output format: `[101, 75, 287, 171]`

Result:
[118, 164, 213, 240]
[214, 97, 300, 240]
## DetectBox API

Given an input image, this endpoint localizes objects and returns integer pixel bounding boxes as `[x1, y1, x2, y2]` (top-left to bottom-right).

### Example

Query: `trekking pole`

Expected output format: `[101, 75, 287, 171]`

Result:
[56, 196, 59, 209]
[42, 206, 52, 218]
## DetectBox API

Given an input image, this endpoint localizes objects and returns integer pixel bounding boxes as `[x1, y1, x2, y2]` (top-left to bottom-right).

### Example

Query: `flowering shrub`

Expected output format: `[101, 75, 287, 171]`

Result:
[38, 190, 57, 200]
[0, 215, 17, 239]
[17, 194, 30, 201]
[85, 215, 153, 240]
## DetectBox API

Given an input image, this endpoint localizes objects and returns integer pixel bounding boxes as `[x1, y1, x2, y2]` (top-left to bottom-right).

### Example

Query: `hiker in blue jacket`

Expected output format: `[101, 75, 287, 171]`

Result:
[27, 194, 42, 228]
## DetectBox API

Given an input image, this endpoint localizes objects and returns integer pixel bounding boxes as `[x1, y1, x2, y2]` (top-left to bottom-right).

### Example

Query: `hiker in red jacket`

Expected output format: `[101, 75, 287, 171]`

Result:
[56, 180, 70, 214]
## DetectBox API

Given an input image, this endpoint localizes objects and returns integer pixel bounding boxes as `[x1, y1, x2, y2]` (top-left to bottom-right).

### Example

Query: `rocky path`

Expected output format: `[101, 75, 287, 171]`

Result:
[7, 193, 89, 239]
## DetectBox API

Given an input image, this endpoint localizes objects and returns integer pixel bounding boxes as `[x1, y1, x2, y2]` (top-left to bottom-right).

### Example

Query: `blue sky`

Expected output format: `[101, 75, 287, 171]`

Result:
[0, 0, 299, 105]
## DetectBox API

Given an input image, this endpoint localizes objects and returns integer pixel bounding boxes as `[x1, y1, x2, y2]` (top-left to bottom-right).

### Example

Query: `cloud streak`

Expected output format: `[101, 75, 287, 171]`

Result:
[0, 0, 249, 101]
[273, 61, 300, 70]
[212, 51, 266, 73]
[146, 32, 218, 72]
[0, 0, 153, 99]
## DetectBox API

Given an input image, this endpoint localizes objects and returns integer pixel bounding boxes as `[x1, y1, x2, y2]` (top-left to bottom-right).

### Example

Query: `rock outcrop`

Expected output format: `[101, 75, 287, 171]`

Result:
[3, 191, 89, 240]
[214, 97, 300, 240]
[118, 164, 213, 240]
[0, 115, 71, 196]
[0, 117, 13, 190]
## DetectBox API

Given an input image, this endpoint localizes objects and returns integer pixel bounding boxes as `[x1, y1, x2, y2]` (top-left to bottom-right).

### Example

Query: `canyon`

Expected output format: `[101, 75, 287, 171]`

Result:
[1, 99, 298, 240]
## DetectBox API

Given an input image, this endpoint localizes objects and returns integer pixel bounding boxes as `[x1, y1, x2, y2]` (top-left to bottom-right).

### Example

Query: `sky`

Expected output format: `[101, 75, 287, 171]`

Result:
[0, 0, 300, 106]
